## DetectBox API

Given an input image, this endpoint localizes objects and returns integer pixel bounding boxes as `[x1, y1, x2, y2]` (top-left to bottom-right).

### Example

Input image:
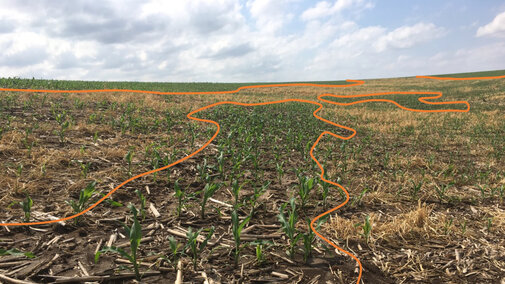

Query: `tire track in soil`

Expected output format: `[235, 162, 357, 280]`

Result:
[2, 75, 495, 283]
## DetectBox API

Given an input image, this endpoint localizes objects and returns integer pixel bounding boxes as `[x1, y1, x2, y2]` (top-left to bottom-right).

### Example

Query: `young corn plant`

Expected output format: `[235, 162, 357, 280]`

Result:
[410, 179, 423, 201]
[16, 164, 23, 177]
[486, 217, 493, 233]
[247, 181, 270, 217]
[100, 193, 123, 207]
[231, 179, 248, 208]
[53, 109, 70, 143]
[354, 215, 372, 243]
[477, 184, 488, 199]
[302, 216, 327, 263]
[0, 248, 35, 259]
[66, 181, 96, 225]
[249, 240, 272, 266]
[135, 189, 146, 221]
[297, 174, 316, 209]
[201, 182, 220, 219]
[77, 160, 91, 179]
[443, 217, 453, 235]
[217, 149, 225, 178]
[231, 209, 251, 267]
[124, 150, 134, 177]
[174, 180, 186, 217]
[95, 204, 142, 281]
[351, 188, 368, 207]
[434, 183, 453, 202]
[196, 158, 208, 182]
[19, 195, 33, 222]
[166, 236, 182, 268]
[460, 219, 467, 234]
[185, 226, 215, 270]
[276, 161, 284, 184]
[278, 197, 301, 258]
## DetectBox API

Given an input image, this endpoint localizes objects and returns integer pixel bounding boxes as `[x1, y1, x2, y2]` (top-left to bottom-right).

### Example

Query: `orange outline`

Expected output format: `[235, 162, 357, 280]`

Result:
[1, 75, 495, 283]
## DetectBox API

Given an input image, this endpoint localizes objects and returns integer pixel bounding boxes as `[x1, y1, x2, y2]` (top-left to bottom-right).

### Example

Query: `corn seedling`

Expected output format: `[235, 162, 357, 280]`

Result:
[100, 193, 123, 207]
[250, 240, 272, 266]
[320, 174, 330, 207]
[16, 164, 23, 177]
[278, 197, 301, 258]
[166, 236, 182, 267]
[151, 155, 160, 182]
[0, 248, 35, 259]
[56, 120, 70, 143]
[351, 187, 368, 207]
[40, 163, 46, 176]
[443, 218, 453, 235]
[302, 216, 327, 263]
[95, 204, 142, 281]
[410, 179, 423, 201]
[486, 217, 493, 233]
[201, 182, 220, 219]
[477, 184, 487, 199]
[174, 180, 186, 217]
[217, 150, 225, 178]
[354, 215, 372, 243]
[125, 149, 134, 177]
[66, 181, 96, 224]
[247, 181, 270, 216]
[197, 158, 208, 182]
[460, 219, 467, 234]
[135, 189, 146, 221]
[231, 208, 251, 267]
[276, 161, 284, 183]
[490, 185, 504, 201]
[434, 183, 453, 202]
[231, 179, 248, 208]
[19, 195, 33, 222]
[77, 160, 91, 179]
[93, 131, 98, 143]
[184, 226, 215, 270]
[297, 174, 316, 209]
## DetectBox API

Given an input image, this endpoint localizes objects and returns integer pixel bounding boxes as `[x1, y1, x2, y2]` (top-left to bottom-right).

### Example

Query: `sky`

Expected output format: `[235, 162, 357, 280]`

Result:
[0, 0, 505, 82]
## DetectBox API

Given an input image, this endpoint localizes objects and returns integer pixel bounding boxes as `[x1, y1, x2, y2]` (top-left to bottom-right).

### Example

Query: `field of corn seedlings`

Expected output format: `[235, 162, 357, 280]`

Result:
[0, 70, 504, 283]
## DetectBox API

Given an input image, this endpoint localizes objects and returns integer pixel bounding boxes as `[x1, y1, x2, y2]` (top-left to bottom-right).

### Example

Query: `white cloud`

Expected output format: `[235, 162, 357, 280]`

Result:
[246, 0, 298, 33]
[476, 11, 505, 37]
[375, 23, 446, 52]
[0, 0, 501, 82]
[301, 0, 372, 21]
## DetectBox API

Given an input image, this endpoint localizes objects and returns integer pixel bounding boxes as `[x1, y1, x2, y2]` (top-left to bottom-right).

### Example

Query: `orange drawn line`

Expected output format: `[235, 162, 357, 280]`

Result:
[1, 74, 497, 283]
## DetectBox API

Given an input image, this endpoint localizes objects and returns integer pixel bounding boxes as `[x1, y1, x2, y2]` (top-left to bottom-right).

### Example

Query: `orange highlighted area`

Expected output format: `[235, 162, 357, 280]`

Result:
[0, 72, 504, 283]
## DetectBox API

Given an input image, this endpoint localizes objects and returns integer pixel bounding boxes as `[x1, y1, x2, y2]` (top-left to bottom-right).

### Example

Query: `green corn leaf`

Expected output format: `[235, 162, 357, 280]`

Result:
[238, 215, 251, 235]
[95, 246, 132, 264]
[0, 248, 35, 259]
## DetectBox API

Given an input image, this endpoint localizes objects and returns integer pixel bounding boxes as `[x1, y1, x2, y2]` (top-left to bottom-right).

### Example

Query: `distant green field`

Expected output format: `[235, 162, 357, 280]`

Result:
[0, 77, 349, 92]
[429, 69, 505, 78]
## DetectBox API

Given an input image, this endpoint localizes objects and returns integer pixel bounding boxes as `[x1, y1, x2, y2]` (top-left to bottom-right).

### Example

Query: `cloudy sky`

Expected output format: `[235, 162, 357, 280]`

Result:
[1, 0, 505, 82]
